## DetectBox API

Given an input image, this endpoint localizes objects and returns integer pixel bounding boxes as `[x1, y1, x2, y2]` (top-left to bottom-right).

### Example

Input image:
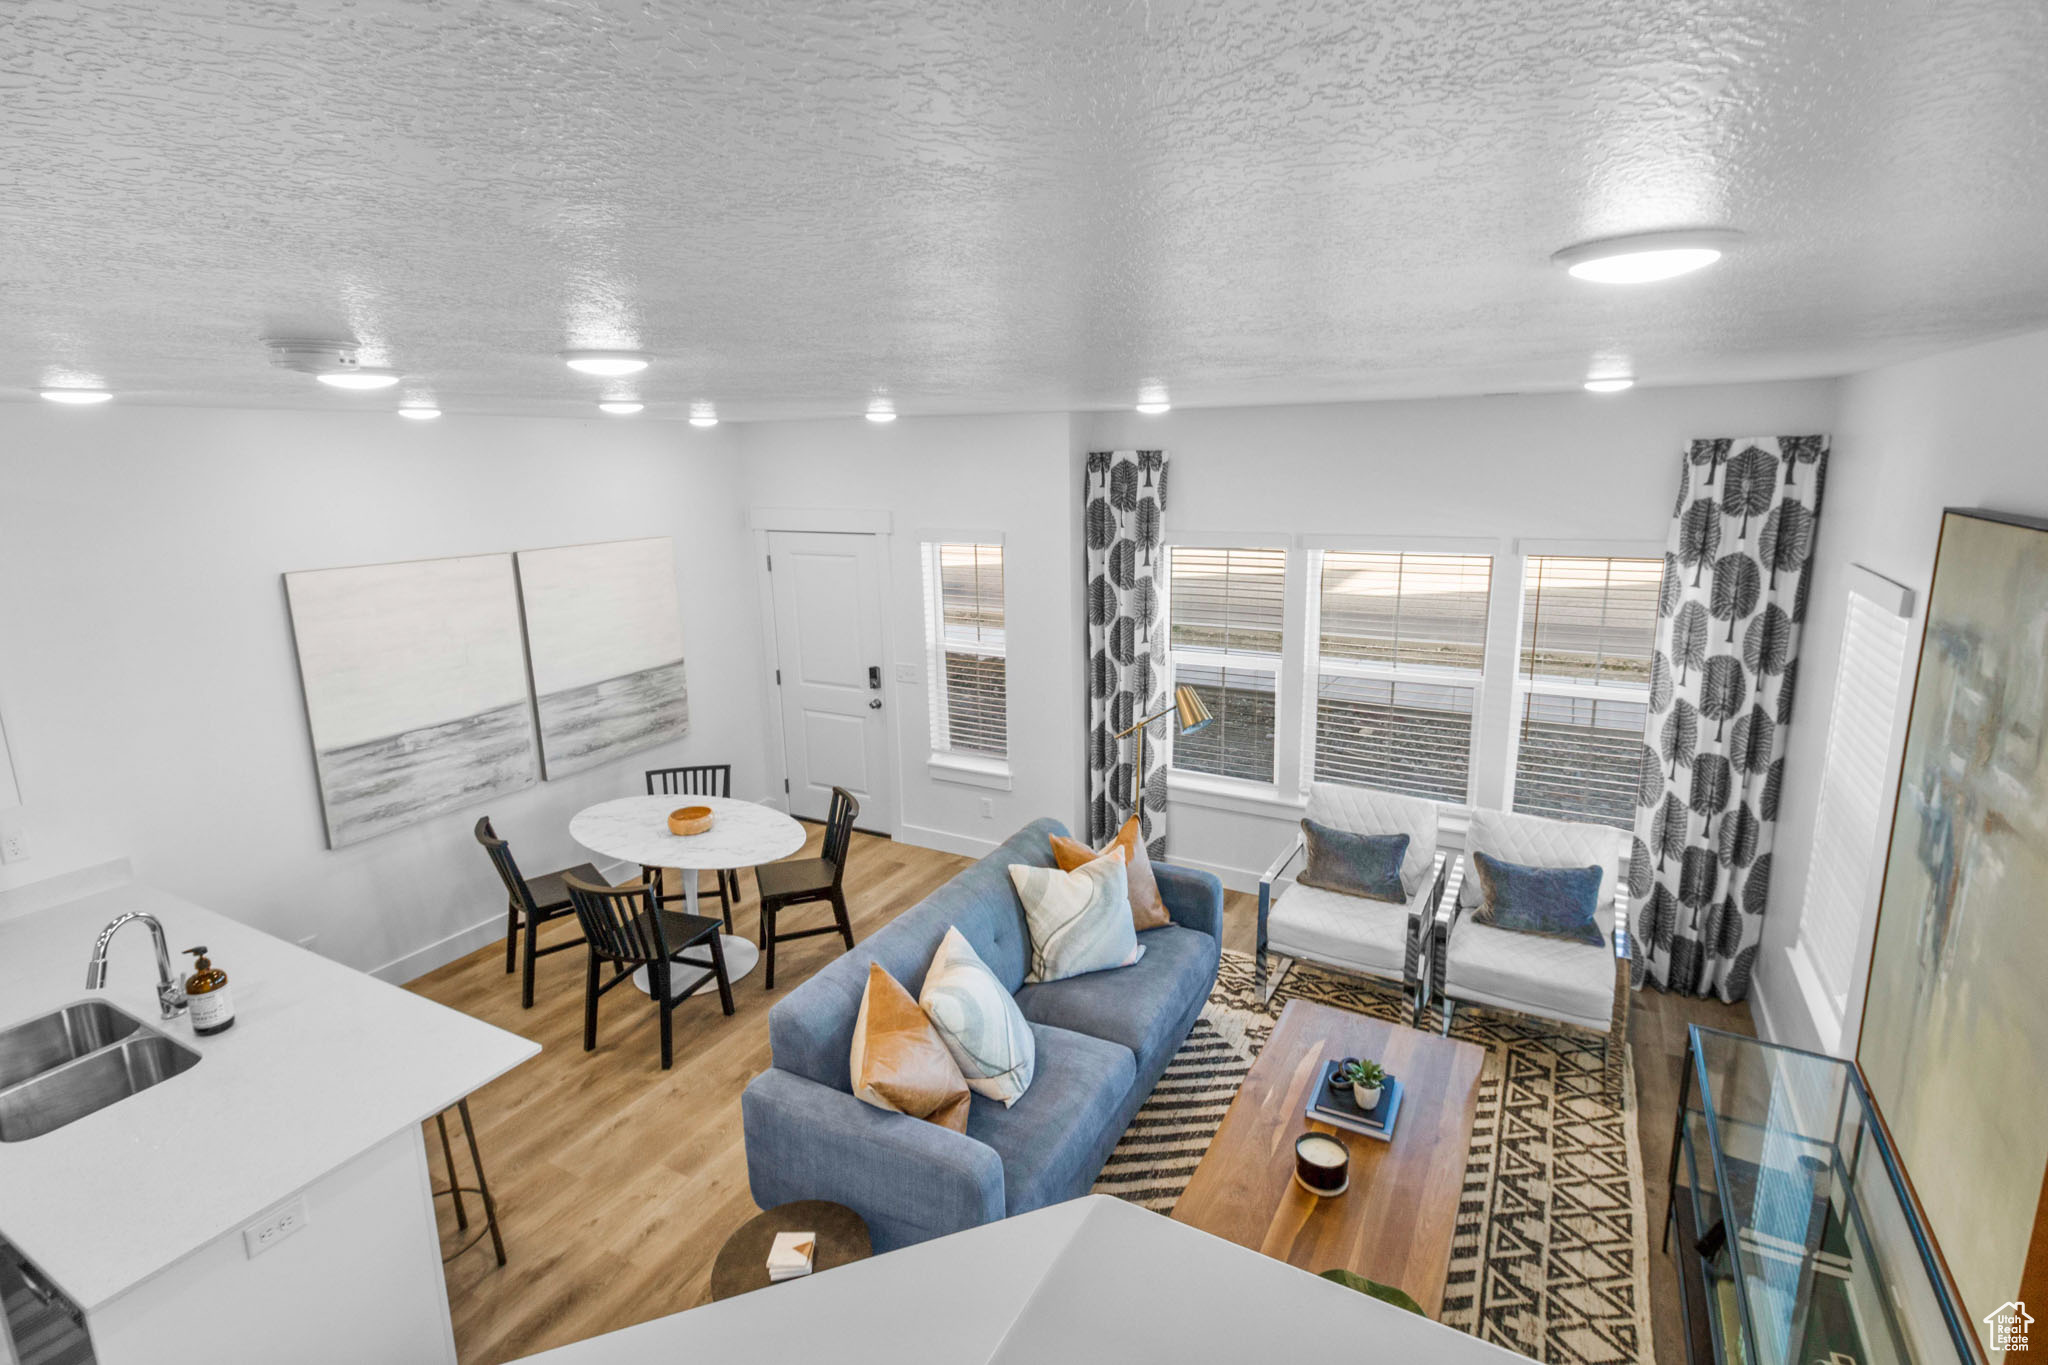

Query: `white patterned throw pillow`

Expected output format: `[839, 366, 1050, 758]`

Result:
[1010, 847, 1142, 984]
[919, 926, 1036, 1106]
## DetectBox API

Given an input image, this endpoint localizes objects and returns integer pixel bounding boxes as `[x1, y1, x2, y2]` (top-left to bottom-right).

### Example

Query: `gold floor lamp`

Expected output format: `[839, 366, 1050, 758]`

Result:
[1116, 683, 1213, 815]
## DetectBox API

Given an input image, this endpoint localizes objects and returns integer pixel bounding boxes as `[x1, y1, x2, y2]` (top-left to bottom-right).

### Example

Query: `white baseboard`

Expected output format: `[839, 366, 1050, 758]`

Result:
[1155, 852, 1263, 895]
[375, 857, 638, 985]
[895, 822, 1003, 860]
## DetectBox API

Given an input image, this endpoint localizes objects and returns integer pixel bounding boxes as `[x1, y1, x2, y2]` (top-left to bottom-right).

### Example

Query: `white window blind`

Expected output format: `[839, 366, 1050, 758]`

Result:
[1797, 575, 1914, 1020]
[1166, 546, 1285, 783]
[1310, 551, 1492, 803]
[923, 543, 1007, 758]
[1512, 555, 1662, 828]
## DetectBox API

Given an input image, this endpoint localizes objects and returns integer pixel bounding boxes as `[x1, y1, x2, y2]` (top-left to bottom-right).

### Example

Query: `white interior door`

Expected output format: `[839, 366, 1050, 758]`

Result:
[766, 530, 895, 831]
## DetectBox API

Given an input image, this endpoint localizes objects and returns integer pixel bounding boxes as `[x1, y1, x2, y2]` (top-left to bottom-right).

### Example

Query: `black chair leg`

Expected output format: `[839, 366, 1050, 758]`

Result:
[725, 869, 743, 905]
[504, 901, 519, 974]
[762, 903, 778, 990]
[583, 949, 601, 1052]
[653, 961, 674, 1070]
[521, 907, 541, 1009]
[708, 869, 733, 933]
[707, 932, 735, 1016]
[831, 889, 855, 952]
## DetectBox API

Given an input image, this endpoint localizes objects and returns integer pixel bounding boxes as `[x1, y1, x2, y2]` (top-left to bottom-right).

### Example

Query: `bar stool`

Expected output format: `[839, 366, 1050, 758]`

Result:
[428, 1098, 505, 1266]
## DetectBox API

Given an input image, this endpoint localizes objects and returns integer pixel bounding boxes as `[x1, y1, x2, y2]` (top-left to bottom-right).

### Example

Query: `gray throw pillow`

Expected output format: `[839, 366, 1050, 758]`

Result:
[1469, 851, 1605, 946]
[1298, 818, 1409, 904]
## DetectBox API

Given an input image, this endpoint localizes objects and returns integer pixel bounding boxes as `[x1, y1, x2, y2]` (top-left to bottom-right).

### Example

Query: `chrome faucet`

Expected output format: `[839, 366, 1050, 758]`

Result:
[85, 912, 188, 1020]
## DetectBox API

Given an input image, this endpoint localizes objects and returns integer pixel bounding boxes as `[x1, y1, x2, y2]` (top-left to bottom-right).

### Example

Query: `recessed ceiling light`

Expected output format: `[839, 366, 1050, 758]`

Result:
[1584, 377, 1635, 393]
[599, 401, 644, 415]
[317, 368, 401, 390]
[866, 401, 896, 423]
[398, 406, 442, 420]
[563, 351, 650, 377]
[40, 389, 113, 405]
[1552, 229, 1740, 284]
[688, 403, 719, 428]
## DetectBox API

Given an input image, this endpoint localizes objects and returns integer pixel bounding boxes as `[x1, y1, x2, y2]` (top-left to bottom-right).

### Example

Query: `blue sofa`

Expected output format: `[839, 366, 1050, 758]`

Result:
[741, 817, 1224, 1251]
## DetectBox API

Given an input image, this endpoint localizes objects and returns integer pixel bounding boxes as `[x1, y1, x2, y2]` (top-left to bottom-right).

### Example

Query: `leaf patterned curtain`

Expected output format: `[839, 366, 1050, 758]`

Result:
[1631, 435, 1829, 1001]
[1084, 450, 1170, 854]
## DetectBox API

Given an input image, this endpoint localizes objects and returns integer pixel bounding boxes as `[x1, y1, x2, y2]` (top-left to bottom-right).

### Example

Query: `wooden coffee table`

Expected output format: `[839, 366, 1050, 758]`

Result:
[1172, 999, 1485, 1317]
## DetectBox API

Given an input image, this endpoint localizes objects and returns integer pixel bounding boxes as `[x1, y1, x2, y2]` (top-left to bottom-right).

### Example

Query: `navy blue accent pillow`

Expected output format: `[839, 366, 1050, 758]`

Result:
[1298, 819, 1408, 904]
[1469, 852, 1605, 946]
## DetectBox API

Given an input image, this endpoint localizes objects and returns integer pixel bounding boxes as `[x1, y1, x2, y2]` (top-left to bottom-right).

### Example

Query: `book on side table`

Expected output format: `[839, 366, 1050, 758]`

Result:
[1308, 1061, 1404, 1141]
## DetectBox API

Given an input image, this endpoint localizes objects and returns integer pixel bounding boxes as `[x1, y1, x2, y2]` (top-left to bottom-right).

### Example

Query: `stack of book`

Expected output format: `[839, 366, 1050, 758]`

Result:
[766, 1231, 816, 1283]
[1306, 1061, 1405, 1141]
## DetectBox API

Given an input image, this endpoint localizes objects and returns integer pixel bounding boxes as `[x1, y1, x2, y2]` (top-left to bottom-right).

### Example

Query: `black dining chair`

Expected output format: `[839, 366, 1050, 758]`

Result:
[644, 764, 740, 930]
[475, 816, 599, 1009]
[562, 873, 734, 1070]
[754, 786, 860, 990]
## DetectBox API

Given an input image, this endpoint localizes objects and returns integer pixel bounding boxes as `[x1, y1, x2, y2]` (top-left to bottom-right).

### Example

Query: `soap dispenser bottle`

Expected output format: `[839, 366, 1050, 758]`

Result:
[182, 946, 235, 1035]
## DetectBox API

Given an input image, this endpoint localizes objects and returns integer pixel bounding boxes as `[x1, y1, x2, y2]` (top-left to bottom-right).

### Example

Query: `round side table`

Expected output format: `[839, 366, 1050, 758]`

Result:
[709, 1200, 872, 1301]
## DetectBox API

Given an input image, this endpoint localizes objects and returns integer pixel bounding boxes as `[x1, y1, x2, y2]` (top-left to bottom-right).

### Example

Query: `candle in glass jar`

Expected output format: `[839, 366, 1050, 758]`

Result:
[1294, 1132, 1350, 1195]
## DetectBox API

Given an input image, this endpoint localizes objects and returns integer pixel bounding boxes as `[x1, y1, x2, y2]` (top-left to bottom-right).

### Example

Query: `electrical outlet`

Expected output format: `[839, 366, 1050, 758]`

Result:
[979, 798, 993, 820]
[243, 1197, 309, 1259]
[0, 823, 27, 864]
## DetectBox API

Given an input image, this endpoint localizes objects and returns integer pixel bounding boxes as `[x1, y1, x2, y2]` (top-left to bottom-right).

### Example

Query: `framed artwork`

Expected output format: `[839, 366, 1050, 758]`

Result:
[515, 537, 691, 779]
[1859, 508, 2048, 1357]
[284, 554, 539, 848]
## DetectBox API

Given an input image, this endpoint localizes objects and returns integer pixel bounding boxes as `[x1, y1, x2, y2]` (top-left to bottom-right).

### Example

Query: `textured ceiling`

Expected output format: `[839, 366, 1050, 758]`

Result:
[5, 0, 2048, 421]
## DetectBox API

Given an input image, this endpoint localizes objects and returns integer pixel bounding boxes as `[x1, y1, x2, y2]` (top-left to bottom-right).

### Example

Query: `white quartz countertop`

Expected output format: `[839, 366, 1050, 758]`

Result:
[0, 879, 538, 1312]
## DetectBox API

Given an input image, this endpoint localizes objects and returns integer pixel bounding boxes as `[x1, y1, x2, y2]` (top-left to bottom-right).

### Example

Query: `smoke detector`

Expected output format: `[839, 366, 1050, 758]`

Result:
[263, 338, 364, 374]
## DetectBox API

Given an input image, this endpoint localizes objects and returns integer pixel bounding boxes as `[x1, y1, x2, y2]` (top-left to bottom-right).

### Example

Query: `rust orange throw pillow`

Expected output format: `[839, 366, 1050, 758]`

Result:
[1050, 818, 1169, 931]
[848, 962, 972, 1133]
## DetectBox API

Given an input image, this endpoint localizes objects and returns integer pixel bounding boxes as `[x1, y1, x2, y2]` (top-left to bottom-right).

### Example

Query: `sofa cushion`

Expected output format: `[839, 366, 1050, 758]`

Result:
[1444, 918, 1614, 1031]
[1469, 852, 1605, 947]
[1011, 849, 1140, 983]
[1298, 818, 1408, 903]
[1014, 924, 1217, 1078]
[920, 927, 1036, 1106]
[769, 819, 1064, 1091]
[849, 962, 973, 1132]
[965, 1022, 1135, 1215]
[1265, 884, 1414, 982]
[1050, 816, 1169, 930]
[1457, 808, 1622, 932]
[1305, 783, 1439, 898]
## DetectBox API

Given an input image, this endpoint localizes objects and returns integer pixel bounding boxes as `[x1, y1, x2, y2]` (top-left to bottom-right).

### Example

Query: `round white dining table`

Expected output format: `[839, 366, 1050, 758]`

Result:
[568, 795, 808, 999]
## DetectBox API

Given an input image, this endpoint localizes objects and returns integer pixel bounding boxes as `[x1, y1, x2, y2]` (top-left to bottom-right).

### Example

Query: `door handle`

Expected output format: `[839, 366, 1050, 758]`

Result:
[869, 698, 883, 710]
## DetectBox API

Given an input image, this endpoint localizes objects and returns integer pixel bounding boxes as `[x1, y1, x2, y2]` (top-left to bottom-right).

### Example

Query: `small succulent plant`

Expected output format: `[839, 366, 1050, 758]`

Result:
[1338, 1057, 1385, 1089]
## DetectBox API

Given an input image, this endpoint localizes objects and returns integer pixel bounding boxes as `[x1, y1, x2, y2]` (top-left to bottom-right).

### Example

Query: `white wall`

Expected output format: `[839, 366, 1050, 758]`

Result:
[0, 404, 763, 978]
[736, 413, 1087, 856]
[1757, 326, 2048, 1053]
[1077, 382, 1842, 891]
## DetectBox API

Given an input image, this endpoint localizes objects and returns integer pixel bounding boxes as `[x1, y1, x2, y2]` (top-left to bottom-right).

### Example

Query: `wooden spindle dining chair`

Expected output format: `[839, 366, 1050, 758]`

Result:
[754, 786, 860, 990]
[474, 816, 598, 1009]
[644, 764, 740, 928]
[562, 874, 734, 1070]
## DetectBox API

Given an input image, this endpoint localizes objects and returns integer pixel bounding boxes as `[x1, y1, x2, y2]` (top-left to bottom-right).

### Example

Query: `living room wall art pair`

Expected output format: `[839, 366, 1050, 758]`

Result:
[284, 537, 689, 848]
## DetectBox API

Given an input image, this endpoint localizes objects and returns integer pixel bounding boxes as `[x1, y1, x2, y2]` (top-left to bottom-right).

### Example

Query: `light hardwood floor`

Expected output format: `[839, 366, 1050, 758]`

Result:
[411, 833, 1750, 1365]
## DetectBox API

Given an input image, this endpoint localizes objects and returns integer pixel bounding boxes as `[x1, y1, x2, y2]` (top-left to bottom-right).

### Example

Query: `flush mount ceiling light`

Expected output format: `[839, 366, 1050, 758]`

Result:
[316, 368, 400, 390]
[598, 401, 644, 415]
[1584, 377, 1635, 393]
[1552, 229, 1740, 284]
[40, 388, 113, 405]
[866, 400, 896, 423]
[688, 403, 719, 428]
[562, 351, 650, 377]
[1135, 383, 1171, 415]
[398, 406, 442, 420]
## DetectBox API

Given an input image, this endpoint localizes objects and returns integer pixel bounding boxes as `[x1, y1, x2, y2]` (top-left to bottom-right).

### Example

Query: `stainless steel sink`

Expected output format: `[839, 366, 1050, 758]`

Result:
[0, 1000, 145, 1091]
[0, 1006, 200, 1143]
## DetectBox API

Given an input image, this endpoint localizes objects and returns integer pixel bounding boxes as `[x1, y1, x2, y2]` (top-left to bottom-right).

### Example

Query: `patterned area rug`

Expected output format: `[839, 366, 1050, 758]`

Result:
[1092, 949, 1653, 1365]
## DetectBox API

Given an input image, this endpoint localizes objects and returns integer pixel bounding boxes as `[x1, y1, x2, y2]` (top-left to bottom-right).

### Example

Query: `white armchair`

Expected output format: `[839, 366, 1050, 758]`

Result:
[1257, 784, 1448, 1021]
[1430, 807, 1632, 1094]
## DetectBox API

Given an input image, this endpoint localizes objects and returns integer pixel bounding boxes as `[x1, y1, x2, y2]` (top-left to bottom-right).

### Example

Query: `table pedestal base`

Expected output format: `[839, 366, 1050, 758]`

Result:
[631, 935, 760, 999]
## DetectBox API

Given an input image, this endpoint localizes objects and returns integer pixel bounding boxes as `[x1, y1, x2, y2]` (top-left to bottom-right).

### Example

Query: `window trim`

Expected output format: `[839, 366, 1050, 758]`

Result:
[919, 540, 1010, 776]
[1160, 540, 1289, 791]
[1300, 545, 1496, 806]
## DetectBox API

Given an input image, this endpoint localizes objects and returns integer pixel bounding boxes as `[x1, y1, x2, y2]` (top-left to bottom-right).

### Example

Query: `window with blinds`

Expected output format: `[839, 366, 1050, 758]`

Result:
[1166, 546, 1285, 783]
[1310, 551, 1492, 803]
[922, 543, 1007, 758]
[1511, 555, 1663, 827]
[1796, 578, 1914, 1025]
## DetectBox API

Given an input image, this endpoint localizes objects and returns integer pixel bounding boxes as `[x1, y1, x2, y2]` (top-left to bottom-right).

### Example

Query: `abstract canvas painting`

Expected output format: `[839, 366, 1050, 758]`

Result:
[285, 554, 539, 848]
[516, 537, 690, 779]
[1859, 508, 2048, 1354]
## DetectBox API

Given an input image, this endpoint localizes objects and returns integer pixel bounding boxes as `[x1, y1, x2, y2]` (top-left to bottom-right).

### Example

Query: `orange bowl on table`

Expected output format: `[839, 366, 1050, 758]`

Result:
[668, 806, 715, 836]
